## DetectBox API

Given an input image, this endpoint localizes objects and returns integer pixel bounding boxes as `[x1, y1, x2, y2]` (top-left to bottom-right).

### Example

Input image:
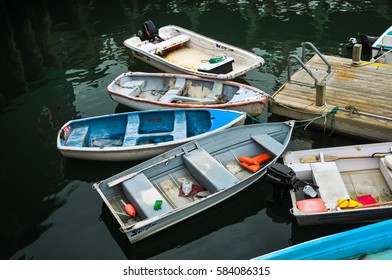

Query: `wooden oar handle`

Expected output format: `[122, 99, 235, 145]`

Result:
[300, 153, 386, 163]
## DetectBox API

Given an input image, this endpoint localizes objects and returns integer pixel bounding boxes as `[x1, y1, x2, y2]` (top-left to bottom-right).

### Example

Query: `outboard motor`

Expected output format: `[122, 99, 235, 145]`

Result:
[137, 20, 162, 42]
[266, 162, 319, 203]
[266, 163, 297, 203]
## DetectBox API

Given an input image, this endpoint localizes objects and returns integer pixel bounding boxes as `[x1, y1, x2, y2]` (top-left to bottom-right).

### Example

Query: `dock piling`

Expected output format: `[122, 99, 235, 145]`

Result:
[352, 44, 362, 64]
[315, 82, 326, 106]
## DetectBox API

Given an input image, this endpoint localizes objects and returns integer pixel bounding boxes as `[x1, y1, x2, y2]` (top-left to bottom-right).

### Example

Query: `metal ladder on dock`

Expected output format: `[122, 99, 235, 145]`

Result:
[287, 42, 333, 106]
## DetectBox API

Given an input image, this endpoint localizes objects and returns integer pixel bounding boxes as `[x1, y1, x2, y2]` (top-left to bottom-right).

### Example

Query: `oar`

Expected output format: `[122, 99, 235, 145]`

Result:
[107, 145, 198, 187]
[300, 154, 386, 163]
[336, 200, 392, 210]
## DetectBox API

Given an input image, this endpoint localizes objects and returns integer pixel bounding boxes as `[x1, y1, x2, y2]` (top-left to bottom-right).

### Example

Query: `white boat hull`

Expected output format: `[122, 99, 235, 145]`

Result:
[124, 24, 264, 80]
[282, 142, 392, 226]
[371, 25, 392, 64]
[109, 93, 264, 117]
[107, 72, 268, 117]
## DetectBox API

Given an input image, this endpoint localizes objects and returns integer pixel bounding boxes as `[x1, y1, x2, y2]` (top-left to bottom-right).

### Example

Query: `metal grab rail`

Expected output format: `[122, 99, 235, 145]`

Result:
[288, 54, 318, 84]
[288, 42, 332, 85]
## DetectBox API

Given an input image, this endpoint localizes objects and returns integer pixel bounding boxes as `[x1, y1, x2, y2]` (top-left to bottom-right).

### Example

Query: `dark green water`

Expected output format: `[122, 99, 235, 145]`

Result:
[0, 0, 391, 260]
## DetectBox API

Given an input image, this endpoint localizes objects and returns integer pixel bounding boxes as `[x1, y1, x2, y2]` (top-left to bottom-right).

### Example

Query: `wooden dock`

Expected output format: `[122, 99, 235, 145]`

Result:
[270, 54, 392, 141]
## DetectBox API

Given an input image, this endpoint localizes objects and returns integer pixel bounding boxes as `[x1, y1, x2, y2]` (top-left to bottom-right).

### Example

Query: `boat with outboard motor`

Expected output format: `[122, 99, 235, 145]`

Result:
[346, 34, 378, 54]
[266, 142, 392, 226]
[123, 20, 265, 80]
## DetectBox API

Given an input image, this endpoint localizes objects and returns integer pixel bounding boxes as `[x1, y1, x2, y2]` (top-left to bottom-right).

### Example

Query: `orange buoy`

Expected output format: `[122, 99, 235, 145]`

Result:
[121, 199, 136, 217]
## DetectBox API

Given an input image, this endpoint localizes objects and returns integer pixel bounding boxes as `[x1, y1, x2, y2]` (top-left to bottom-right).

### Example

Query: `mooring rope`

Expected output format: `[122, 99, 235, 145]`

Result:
[272, 105, 340, 136]
[247, 113, 262, 123]
[342, 47, 392, 68]
[247, 104, 340, 136]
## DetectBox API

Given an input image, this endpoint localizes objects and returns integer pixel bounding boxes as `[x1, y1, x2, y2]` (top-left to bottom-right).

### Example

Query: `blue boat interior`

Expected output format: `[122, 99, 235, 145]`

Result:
[61, 109, 239, 148]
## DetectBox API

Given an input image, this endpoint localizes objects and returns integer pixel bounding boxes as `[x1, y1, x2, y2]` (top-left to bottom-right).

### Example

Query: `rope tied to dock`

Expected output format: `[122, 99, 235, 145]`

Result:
[344, 105, 359, 117]
[247, 113, 262, 123]
[327, 106, 339, 136]
[294, 106, 339, 136]
[342, 47, 392, 68]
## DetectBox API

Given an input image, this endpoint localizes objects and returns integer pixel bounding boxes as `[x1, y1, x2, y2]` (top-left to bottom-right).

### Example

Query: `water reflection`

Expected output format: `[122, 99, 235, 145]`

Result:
[1, 0, 391, 110]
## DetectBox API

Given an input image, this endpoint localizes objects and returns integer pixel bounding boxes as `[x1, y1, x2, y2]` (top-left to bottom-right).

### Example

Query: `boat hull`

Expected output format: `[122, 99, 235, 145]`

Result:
[282, 142, 392, 226]
[107, 72, 268, 117]
[255, 219, 392, 260]
[121, 175, 265, 243]
[94, 121, 294, 243]
[57, 109, 246, 161]
[371, 25, 392, 64]
[109, 93, 264, 117]
[124, 24, 264, 80]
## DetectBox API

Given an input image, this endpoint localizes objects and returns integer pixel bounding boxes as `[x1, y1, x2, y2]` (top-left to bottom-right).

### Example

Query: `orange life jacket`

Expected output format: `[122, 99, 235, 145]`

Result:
[239, 153, 272, 173]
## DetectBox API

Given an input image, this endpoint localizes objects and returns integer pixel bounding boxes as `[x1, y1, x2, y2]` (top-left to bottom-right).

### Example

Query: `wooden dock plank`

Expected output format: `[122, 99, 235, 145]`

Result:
[270, 54, 392, 141]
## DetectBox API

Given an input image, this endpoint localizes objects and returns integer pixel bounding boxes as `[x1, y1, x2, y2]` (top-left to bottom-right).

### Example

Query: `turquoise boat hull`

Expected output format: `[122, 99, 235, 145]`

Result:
[255, 219, 392, 260]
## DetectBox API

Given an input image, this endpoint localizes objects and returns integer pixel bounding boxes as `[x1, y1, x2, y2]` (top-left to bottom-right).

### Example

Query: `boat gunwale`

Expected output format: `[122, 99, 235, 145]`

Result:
[371, 25, 392, 51]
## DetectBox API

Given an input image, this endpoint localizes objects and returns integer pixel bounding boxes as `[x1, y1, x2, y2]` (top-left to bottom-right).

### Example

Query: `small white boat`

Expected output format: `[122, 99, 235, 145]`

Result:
[107, 72, 268, 117]
[268, 142, 392, 226]
[254, 219, 392, 260]
[123, 21, 265, 80]
[57, 109, 246, 161]
[93, 121, 294, 243]
[372, 25, 392, 64]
